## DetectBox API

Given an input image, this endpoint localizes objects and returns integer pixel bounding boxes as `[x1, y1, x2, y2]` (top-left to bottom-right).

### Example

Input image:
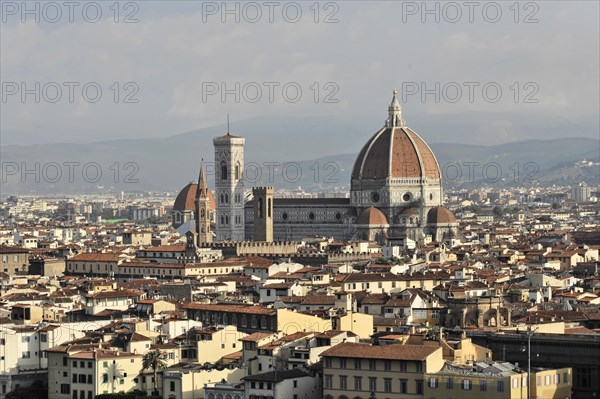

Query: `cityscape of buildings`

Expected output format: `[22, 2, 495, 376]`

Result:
[0, 92, 599, 399]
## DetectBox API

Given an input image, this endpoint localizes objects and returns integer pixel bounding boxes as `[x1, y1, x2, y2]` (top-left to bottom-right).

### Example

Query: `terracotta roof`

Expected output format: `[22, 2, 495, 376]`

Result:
[0, 245, 29, 254]
[356, 207, 388, 225]
[352, 126, 440, 180]
[427, 206, 458, 224]
[173, 183, 216, 211]
[140, 245, 186, 252]
[321, 342, 439, 361]
[182, 303, 276, 315]
[69, 253, 120, 262]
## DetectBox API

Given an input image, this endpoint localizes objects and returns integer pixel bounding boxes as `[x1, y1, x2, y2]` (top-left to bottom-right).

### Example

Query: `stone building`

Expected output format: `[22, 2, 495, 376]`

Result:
[172, 90, 460, 246]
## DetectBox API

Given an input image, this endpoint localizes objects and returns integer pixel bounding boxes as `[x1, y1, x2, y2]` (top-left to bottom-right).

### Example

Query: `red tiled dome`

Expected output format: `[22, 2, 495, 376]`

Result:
[352, 126, 441, 181]
[427, 206, 457, 224]
[356, 207, 389, 225]
[173, 183, 216, 211]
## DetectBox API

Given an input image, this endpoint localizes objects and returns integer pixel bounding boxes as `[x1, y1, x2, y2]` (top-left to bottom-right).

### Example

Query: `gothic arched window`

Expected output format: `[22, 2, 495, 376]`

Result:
[235, 162, 240, 180]
[268, 198, 272, 218]
[258, 198, 263, 218]
[220, 161, 228, 181]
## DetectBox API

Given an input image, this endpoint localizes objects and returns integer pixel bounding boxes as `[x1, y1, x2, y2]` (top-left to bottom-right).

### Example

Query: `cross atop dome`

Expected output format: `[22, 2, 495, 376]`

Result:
[386, 89, 406, 128]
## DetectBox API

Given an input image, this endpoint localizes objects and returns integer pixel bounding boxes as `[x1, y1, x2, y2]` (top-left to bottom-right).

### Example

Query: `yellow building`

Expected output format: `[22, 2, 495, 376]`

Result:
[424, 361, 572, 399]
[321, 342, 444, 399]
[195, 325, 247, 363]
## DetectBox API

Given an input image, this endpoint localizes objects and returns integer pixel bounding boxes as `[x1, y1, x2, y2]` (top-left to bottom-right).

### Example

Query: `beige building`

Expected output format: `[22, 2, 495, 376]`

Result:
[321, 342, 444, 399]
[0, 245, 29, 275]
[46, 345, 143, 399]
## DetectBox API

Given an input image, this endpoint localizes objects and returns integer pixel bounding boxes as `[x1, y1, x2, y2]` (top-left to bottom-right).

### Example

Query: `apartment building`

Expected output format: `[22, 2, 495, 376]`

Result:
[321, 342, 444, 399]
[46, 345, 143, 399]
[0, 245, 29, 275]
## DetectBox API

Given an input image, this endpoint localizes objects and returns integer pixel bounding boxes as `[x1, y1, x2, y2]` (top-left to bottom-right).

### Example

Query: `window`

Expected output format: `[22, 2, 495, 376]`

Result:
[60, 384, 70, 394]
[399, 361, 407, 372]
[545, 375, 551, 386]
[384, 378, 392, 393]
[87, 375, 92, 384]
[40, 333, 47, 342]
[446, 378, 454, 389]
[497, 381, 504, 392]
[563, 372, 568, 384]
[324, 358, 332, 368]
[369, 377, 377, 392]
[87, 362, 92, 369]
[354, 376, 362, 391]
[513, 377, 519, 389]
[429, 377, 438, 388]
[170, 381, 175, 392]
[102, 374, 108, 384]
[324, 375, 332, 389]
[554, 374, 560, 384]
[339, 376, 347, 390]
[416, 380, 423, 394]
[480, 380, 487, 391]
[369, 359, 376, 370]
[354, 359, 361, 370]
[63, 357, 68, 366]
[73, 361, 77, 368]
[400, 379, 407, 393]
[416, 361, 423, 373]
[340, 358, 347, 369]
[22, 351, 30, 358]
[220, 161, 228, 181]
[462, 379, 472, 390]
[384, 360, 391, 371]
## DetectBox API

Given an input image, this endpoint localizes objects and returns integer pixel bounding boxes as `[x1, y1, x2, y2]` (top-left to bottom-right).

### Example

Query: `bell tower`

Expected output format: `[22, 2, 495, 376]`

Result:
[195, 161, 212, 245]
[253, 187, 274, 242]
[213, 123, 245, 241]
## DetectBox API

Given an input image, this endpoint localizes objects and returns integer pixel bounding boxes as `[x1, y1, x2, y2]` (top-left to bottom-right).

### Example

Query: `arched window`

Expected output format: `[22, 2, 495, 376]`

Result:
[268, 198, 272, 218]
[225, 215, 229, 225]
[220, 193, 224, 204]
[225, 193, 229, 204]
[200, 209, 205, 219]
[220, 215, 224, 225]
[220, 161, 228, 181]
[258, 198, 263, 218]
[235, 162, 240, 180]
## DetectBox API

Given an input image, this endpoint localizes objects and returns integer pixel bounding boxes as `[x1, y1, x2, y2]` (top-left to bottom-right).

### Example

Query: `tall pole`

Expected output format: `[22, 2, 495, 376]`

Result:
[527, 326, 532, 399]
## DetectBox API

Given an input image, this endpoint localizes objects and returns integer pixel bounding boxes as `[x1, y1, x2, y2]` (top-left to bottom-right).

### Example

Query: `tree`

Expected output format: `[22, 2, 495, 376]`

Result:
[142, 349, 168, 396]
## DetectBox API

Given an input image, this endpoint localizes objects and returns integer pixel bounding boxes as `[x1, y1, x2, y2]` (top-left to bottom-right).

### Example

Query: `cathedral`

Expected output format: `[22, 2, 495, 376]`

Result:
[172, 90, 460, 245]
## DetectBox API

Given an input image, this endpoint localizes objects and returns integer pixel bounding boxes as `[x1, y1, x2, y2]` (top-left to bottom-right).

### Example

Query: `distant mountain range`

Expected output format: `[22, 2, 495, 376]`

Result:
[1, 116, 598, 195]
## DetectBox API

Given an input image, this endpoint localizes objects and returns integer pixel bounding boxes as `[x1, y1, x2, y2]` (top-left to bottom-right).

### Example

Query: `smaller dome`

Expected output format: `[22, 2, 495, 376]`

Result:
[173, 183, 216, 211]
[427, 206, 457, 224]
[399, 207, 419, 216]
[356, 207, 389, 225]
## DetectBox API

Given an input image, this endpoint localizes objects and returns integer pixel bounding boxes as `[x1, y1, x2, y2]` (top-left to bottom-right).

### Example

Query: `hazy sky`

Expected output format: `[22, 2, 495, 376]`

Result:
[1, 1, 599, 146]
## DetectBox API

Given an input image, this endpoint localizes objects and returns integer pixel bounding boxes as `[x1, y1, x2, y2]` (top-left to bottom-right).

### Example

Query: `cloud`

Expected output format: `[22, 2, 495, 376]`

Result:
[0, 1, 598, 146]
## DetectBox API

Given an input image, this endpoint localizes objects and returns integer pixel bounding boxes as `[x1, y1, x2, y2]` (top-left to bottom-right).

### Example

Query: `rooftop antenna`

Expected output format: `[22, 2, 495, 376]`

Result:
[227, 114, 230, 135]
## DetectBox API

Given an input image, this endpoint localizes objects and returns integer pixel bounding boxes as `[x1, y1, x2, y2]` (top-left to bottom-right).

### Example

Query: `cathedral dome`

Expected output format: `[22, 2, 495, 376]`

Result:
[427, 206, 457, 225]
[356, 207, 389, 225]
[351, 90, 441, 181]
[173, 183, 216, 211]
